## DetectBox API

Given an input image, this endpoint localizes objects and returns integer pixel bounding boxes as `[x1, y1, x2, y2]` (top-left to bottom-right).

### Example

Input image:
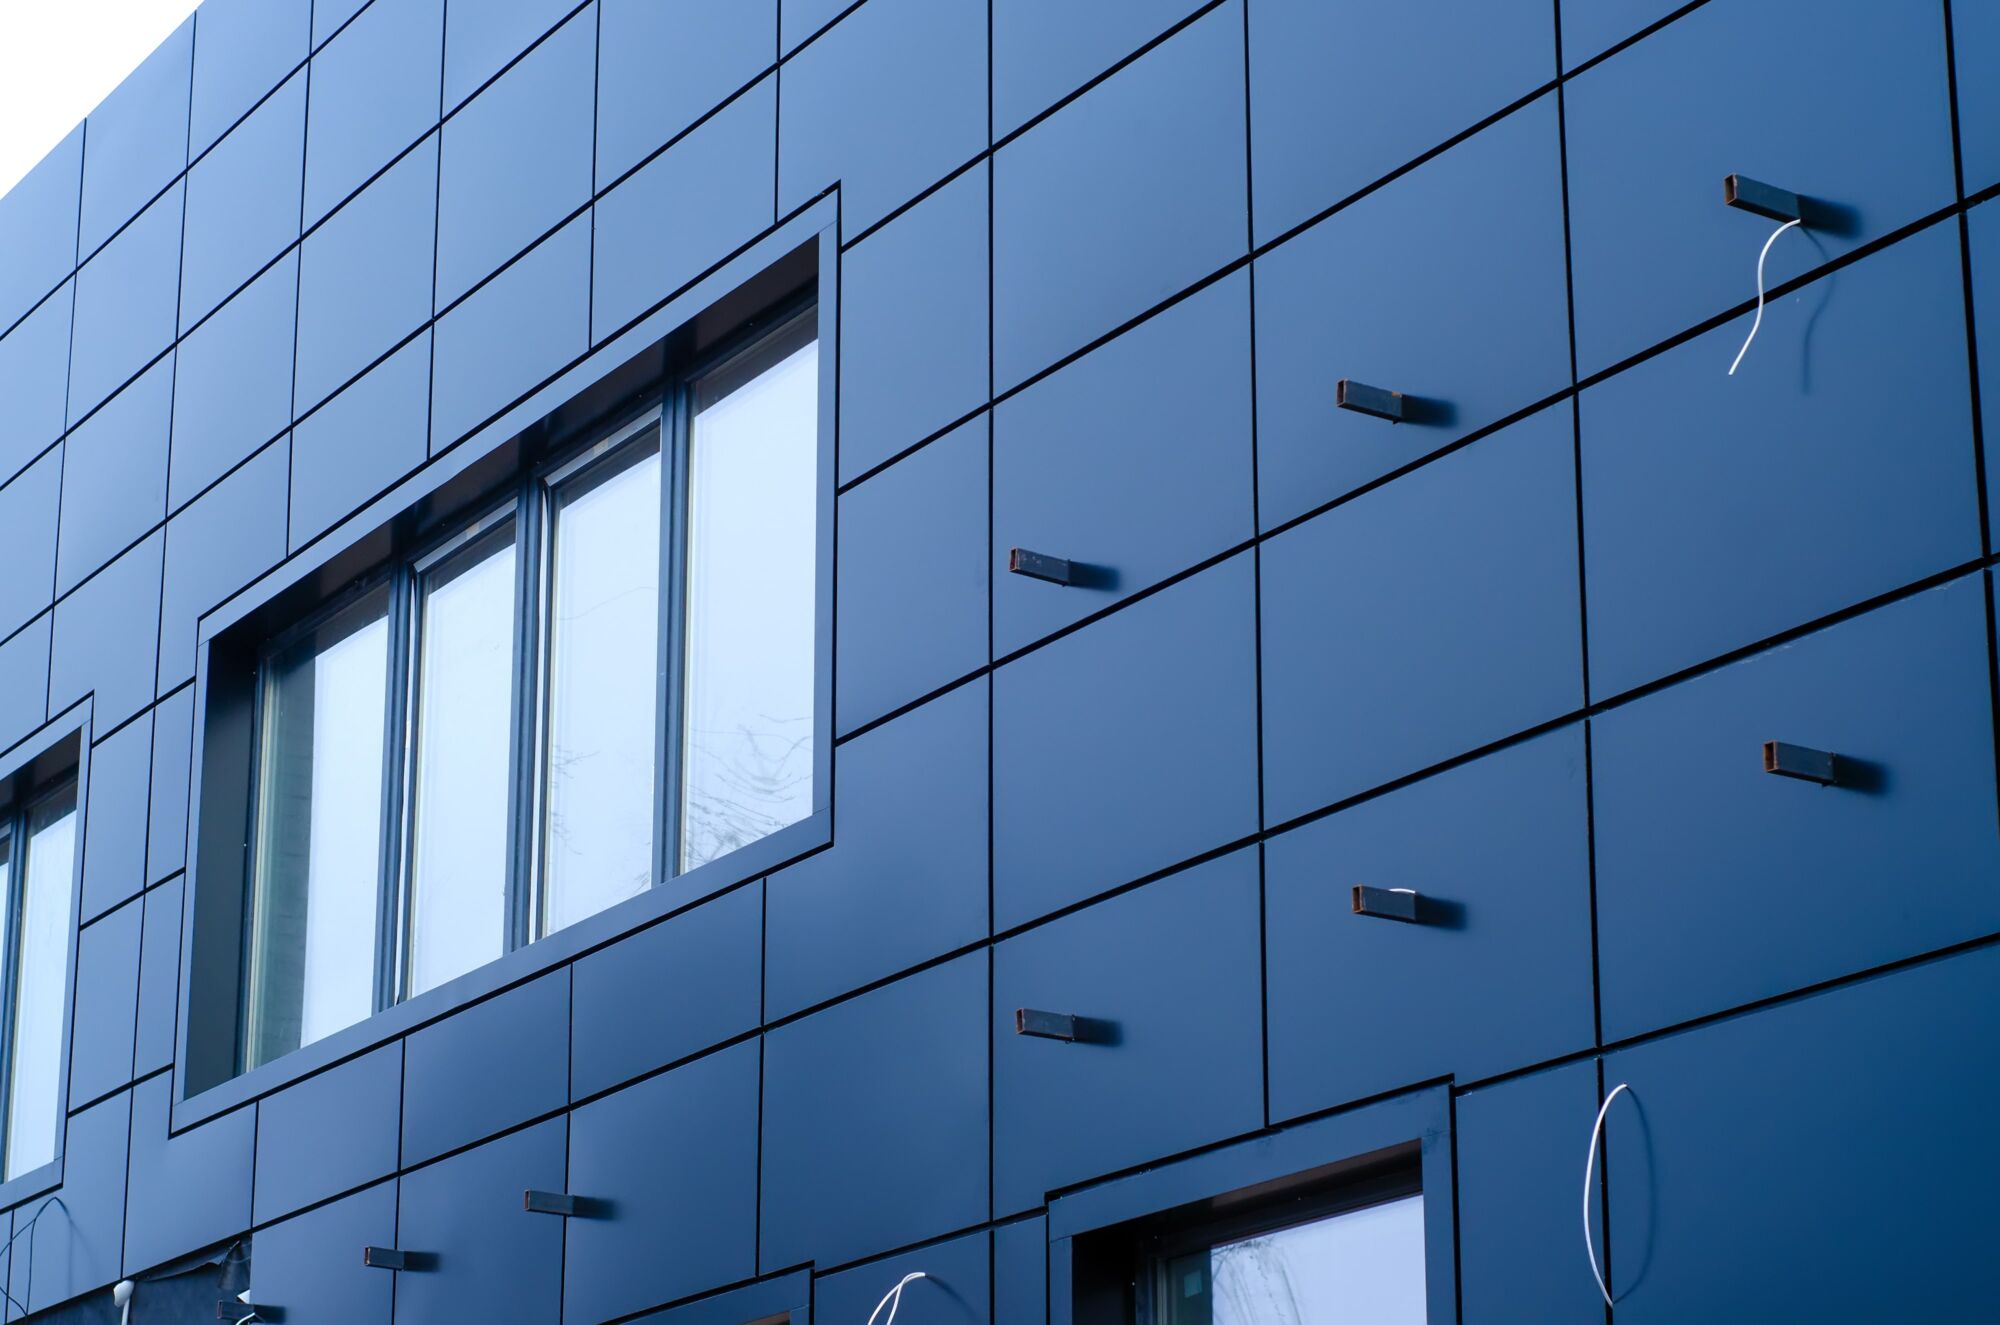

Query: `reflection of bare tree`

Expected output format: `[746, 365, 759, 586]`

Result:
[1211, 1238, 1305, 1325]
[682, 711, 813, 870]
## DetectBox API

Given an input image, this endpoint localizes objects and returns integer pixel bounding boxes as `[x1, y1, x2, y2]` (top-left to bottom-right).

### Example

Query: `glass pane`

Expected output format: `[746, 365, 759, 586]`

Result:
[1163, 1195, 1427, 1325]
[681, 317, 819, 872]
[542, 436, 662, 934]
[406, 528, 518, 996]
[244, 596, 391, 1068]
[7, 786, 75, 1178]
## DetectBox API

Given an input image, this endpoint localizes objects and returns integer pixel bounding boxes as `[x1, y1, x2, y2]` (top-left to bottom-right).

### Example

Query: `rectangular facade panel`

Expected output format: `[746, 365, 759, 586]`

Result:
[254, 1042, 403, 1222]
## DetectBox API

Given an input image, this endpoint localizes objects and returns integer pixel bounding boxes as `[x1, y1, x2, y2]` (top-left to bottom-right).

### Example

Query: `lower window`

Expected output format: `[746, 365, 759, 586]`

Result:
[0, 776, 77, 1179]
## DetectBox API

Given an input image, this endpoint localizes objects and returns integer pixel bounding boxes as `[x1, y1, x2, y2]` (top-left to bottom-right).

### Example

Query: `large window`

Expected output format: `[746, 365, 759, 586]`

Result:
[1148, 1193, 1426, 1325]
[0, 780, 77, 1179]
[234, 309, 821, 1072]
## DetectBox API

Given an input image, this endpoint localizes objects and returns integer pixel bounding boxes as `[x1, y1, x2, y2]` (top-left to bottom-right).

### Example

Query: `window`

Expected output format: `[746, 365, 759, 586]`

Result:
[1148, 1193, 1426, 1325]
[0, 779, 77, 1179]
[230, 307, 822, 1075]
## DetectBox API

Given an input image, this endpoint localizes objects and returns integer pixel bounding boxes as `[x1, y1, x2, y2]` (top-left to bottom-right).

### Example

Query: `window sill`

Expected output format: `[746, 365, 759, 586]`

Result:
[169, 808, 829, 1134]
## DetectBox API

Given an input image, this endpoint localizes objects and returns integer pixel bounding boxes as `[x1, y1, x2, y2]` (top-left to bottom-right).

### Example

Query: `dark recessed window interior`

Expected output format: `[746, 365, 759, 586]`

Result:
[0, 762, 78, 1180]
[219, 303, 822, 1080]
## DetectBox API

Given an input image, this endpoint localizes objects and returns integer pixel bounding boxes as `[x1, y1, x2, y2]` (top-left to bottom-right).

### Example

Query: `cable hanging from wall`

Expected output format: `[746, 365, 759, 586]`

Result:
[1722, 174, 1814, 376]
[867, 1271, 928, 1325]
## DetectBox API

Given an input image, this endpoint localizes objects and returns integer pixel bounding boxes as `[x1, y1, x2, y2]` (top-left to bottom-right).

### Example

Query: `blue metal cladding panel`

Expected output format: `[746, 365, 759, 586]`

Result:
[778, 0, 986, 236]
[1973, 200, 2000, 536]
[835, 416, 989, 733]
[69, 898, 142, 1105]
[992, 271, 1253, 658]
[1603, 948, 2000, 1321]
[436, 7, 595, 310]
[570, 881, 762, 1100]
[289, 330, 433, 550]
[171, 252, 299, 510]
[147, 689, 195, 884]
[443, 0, 583, 112]
[1248, 0, 1552, 246]
[134, 875, 185, 1075]
[124, 1075, 255, 1274]
[0, 283, 72, 483]
[780, 0, 849, 53]
[56, 354, 173, 597]
[1260, 405, 1582, 825]
[767, 680, 988, 1020]
[0, 447, 60, 639]
[1264, 728, 1593, 1122]
[991, 0, 1208, 139]
[430, 212, 591, 449]
[1252, 97, 1570, 530]
[1960, 0, 2000, 195]
[761, 953, 989, 1270]
[78, 18, 192, 259]
[80, 713, 153, 922]
[596, 0, 777, 184]
[50, 532, 163, 731]
[178, 68, 305, 331]
[254, 1042, 403, 1222]
[188, 0, 311, 157]
[993, 553, 1260, 931]
[11, 1089, 129, 1314]
[1558, 0, 1687, 70]
[403, 970, 569, 1165]
[591, 74, 778, 340]
[0, 125, 80, 334]
[1455, 1060, 1604, 1325]
[294, 134, 438, 415]
[993, 0, 1246, 393]
[0, 615, 51, 753]
[68, 183, 184, 425]
[1566, 0, 1957, 376]
[1582, 222, 1980, 699]
[564, 1040, 761, 1322]
[1593, 576, 2000, 1042]
[159, 440, 290, 693]
[314, 0, 371, 46]
[248, 1180, 396, 1325]
[993, 849, 1263, 1217]
[303, 0, 446, 229]
[836, 165, 989, 484]
[995, 1216, 1048, 1325]
[818, 1228, 991, 1325]
[395, 1118, 567, 1325]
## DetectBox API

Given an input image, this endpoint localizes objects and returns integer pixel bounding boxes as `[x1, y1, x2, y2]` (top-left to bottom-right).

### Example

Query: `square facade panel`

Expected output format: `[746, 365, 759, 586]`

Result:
[395, 1119, 567, 1324]
[50, 532, 163, 732]
[1248, 0, 1553, 246]
[1253, 96, 1570, 531]
[0, 614, 52, 753]
[247, 1181, 397, 1325]
[171, 252, 300, 512]
[179, 68, 306, 331]
[0, 125, 81, 334]
[993, 0, 1246, 392]
[57, 355, 174, 598]
[778, 0, 986, 236]
[188, 0, 311, 157]
[158, 440, 290, 693]
[78, 18, 193, 259]
[1566, 0, 1957, 375]
[303, 0, 446, 228]
[0, 447, 60, 640]
[68, 183, 184, 426]
[252, 1043, 402, 1223]
[443, 0, 584, 112]
[288, 329, 432, 549]
[0, 284, 73, 485]
[992, 0, 1208, 139]
[1559, 0, 1689, 69]
[401, 970, 569, 1165]
[596, 0, 776, 184]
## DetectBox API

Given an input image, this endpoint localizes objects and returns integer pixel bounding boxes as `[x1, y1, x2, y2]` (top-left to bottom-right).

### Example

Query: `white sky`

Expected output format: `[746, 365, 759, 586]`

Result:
[0, 0, 204, 199]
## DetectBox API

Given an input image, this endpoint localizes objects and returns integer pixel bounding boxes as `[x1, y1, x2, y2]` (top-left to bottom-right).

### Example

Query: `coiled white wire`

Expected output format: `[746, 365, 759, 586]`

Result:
[1728, 217, 1804, 376]
[866, 1271, 927, 1325]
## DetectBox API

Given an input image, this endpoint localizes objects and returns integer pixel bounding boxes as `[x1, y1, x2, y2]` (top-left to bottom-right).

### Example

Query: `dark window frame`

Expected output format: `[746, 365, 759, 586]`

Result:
[178, 205, 837, 1126]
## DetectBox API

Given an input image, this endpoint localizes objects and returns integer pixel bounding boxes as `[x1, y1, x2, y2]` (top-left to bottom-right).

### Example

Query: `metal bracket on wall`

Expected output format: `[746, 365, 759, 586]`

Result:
[218, 1305, 283, 1323]
[1351, 885, 1422, 923]
[1009, 548, 1074, 586]
[524, 1189, 607, 1218]
[1015, 1008, 1079, 1041]
[363, 1247, 426, 1272]
[1724, 174, 1806, 225]
[1762, 740, 1841, 786]
[1335, 379, 1406, 423]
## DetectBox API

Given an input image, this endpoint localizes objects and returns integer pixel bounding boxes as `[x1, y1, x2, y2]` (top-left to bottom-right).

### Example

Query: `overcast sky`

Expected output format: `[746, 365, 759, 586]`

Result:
[0, 0, 203, 199]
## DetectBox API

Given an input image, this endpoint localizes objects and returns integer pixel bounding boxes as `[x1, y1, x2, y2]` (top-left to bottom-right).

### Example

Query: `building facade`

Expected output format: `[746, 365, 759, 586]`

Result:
[0, 0, 1995, 1319]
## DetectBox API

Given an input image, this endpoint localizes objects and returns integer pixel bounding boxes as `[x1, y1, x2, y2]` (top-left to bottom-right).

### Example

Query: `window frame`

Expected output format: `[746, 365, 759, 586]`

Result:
[180, 205, 837, 1124]
[0, 702, 90, 1208]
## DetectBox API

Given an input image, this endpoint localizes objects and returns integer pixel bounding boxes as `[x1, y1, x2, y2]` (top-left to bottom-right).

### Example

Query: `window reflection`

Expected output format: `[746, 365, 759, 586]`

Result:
[246, 594, 392, 1067]
[6, 786, 75, 1178]
[406, 527, 518, 995]
[541, 435, 662, 933]
[681, 316, 819, 872]
[1161, 1195, 1427, 1325]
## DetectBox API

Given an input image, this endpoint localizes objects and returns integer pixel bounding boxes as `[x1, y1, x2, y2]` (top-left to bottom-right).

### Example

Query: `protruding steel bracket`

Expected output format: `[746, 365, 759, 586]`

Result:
[1351, 885, 1422, 924]
[1724, 174, 1806, 225]
[1009, 548, 1074, 586]
[1762, 740, 1840, 786]
[1015, 1008, 1079, 1041]
[1336, 379, 1406, 422]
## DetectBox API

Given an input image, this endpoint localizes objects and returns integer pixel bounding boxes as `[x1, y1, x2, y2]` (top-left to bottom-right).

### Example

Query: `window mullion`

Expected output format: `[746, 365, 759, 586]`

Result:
[656, 388, 692, 883]
[507, 481, 546, 953]
[377, 566, 415, 1013]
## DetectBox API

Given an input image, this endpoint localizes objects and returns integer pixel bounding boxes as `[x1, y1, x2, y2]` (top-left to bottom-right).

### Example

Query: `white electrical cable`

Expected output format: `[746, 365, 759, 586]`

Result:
[865, 1271, 927, 1325]
[1727, 217, 1804, 376]
[1582, 1082, 1631, 1308]
[112, 1279, 134, 1325]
